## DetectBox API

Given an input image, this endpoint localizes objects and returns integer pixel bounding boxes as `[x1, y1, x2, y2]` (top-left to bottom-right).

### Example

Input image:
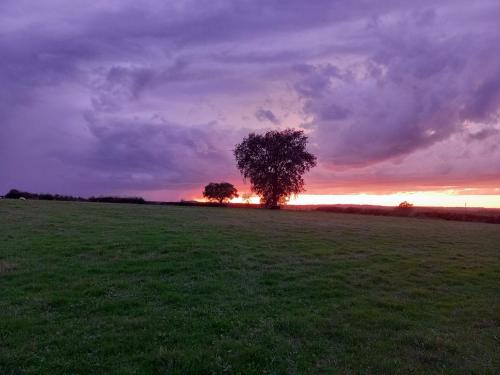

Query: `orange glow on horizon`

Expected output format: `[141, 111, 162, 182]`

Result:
[223, 191, 500, 208]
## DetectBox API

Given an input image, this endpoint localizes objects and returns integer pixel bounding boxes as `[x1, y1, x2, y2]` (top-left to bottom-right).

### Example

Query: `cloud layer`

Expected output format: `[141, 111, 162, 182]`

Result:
[1, 0, 500, 199]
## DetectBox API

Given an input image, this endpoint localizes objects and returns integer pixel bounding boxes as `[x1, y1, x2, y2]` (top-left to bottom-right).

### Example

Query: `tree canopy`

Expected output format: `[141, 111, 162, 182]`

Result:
[234, 129, 316, 208]
[202, 182, 238, 204]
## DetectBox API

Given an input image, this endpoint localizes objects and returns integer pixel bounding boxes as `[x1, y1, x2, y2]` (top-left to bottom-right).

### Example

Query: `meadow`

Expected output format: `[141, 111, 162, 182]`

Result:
[1, 200, 499, 374]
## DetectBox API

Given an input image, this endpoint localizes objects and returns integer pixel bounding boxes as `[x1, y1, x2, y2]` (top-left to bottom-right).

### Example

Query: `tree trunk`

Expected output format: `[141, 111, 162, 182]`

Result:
[266, 192, 280, 209]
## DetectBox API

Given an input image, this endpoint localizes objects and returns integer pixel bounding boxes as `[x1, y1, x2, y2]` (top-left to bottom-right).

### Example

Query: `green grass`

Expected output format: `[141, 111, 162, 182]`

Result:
[1, 200, 499, 374]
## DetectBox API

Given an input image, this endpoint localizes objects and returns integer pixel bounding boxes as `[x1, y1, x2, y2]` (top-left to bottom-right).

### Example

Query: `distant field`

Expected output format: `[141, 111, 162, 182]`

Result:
[1, 200, 499, 374]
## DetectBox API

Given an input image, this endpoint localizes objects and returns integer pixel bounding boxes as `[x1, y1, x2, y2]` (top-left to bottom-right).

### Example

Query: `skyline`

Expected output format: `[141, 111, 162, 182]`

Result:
[1, 1, 500, 206]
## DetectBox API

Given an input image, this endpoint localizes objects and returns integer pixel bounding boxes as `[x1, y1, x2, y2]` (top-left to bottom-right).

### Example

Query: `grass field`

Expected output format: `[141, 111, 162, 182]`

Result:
[1, 200, 499, 374]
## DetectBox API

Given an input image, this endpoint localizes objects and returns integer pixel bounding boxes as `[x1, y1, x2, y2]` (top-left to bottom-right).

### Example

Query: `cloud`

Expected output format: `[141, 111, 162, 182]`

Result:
[255, 108, 280, 125]
[294, 6, 500, 167]
[73, 114, 235, 188]
[467, 128, 500, 142]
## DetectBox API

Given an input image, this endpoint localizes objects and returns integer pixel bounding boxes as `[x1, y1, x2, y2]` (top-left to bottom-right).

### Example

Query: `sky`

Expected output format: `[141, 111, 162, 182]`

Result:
[1, 1, 500, 206]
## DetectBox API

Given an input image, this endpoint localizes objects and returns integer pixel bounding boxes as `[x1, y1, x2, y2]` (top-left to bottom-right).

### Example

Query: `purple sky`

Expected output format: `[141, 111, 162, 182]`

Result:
[1, 0, 500, 200]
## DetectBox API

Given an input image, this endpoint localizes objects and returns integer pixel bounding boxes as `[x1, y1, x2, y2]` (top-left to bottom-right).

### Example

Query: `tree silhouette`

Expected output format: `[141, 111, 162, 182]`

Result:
[203, 182, 238, 204]
[234, 129, 316, 208]
[398, 201, 414, 209]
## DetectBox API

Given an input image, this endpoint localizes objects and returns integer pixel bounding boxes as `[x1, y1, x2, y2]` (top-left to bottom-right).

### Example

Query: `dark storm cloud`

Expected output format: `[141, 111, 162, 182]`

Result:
[294, 5, 500, 167]
[60, 114, 237, 191]
[1, 0, 500, 198]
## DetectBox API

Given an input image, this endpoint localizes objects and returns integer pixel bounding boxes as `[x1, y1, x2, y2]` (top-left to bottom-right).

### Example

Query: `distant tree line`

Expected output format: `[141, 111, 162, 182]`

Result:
[5, 189, 85, 201]
[4, 189, 145, 204]
[87, 196, 146, 204]
[315, 205, 500, 224]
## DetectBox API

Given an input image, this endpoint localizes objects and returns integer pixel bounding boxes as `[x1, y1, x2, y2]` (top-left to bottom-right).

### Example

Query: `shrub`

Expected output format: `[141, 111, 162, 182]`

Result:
[398, 201, 414, 209]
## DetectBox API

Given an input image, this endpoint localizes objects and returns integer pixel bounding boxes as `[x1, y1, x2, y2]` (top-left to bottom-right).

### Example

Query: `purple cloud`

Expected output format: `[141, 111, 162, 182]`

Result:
[296, 6, 500, 167]
[255, 109, 280, 125]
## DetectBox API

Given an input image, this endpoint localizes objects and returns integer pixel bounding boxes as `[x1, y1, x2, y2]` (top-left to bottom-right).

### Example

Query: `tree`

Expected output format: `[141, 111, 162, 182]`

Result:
[398, 201, 414, 209]
[203, 182, 238, 204]
[234, 129, 316, 208]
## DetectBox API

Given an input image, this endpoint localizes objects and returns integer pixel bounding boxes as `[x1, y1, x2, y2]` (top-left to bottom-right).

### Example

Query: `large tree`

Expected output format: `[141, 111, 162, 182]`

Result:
[202, 182, 238, 204]
[234, 129, 316, 208]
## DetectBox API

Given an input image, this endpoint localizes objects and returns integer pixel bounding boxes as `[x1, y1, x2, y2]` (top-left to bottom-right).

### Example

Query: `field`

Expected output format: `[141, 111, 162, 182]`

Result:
[1, 200, 499, 374]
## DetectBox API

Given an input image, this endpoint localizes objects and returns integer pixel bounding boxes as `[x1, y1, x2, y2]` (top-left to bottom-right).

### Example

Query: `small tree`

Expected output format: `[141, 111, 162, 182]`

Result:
[234, 129, 316, 208]
[203, 182, 238, 204]
[398, 201, 414, 209]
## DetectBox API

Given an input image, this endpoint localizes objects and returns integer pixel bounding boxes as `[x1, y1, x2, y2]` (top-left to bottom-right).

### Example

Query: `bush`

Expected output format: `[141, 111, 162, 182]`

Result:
[88, 196, 146, 204]
[398, 201, 414, 209]
[5, 189, 34, 199]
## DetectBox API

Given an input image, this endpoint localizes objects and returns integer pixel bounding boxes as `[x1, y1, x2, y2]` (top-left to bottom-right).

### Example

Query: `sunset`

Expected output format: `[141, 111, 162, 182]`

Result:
[1, 1, 499, 374]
